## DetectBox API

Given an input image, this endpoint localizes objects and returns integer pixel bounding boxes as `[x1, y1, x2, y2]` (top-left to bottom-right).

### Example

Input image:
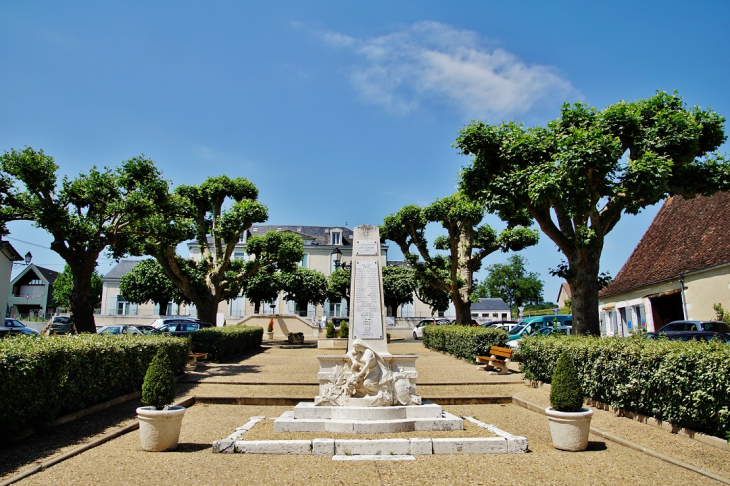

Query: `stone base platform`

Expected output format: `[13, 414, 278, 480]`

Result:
[213, 415, 529, 455]
[273, 401, 463, 434]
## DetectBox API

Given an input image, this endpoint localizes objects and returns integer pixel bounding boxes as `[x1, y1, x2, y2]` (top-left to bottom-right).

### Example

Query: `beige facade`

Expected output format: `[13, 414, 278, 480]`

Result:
[599, 264, 730, 335]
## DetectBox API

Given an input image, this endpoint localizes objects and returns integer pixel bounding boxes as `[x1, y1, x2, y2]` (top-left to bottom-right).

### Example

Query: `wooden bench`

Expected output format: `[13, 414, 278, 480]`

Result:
[187, 352, 208, 366]
[475, 346, 513, 375]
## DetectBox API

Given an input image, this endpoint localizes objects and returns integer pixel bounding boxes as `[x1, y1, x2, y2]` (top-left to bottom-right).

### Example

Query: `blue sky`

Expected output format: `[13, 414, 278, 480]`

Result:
[2, 1, 729, 303]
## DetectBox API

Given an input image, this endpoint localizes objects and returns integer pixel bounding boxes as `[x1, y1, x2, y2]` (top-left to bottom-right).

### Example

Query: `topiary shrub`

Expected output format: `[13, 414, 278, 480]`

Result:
[339, 321, 349, 339]
[326, 321, 335, 338]
[142, 349, 177, 410]
[549, 351, 584, 412]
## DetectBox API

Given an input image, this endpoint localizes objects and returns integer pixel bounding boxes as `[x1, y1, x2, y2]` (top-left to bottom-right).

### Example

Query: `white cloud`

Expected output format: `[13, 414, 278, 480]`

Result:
[319, 21, 578, 117]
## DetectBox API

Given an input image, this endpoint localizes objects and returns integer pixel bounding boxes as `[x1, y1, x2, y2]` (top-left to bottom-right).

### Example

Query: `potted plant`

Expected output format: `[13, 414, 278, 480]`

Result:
[265, 317, 274, 340]
[545, 351, 593, 451]
[339, 320, 349, 340]
[136, 349, 186, 451]
[288, 332, 304, 344]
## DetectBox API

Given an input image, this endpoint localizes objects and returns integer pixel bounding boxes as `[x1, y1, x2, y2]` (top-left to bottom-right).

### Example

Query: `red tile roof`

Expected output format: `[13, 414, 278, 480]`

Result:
[600, 191, 730, 297]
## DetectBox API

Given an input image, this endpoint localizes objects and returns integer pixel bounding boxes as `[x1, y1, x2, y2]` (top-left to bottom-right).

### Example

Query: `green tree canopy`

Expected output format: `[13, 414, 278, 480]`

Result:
[382, 265, 416, 316]
[1, 148, 170, 332]
[116, 175, 304, 325]
[326, 268, 351, 308]
[243, 269, 282, 314]
[52, 264, 103, 311]
[280, 267, 328, 314]
[380, 192, 539, 324]
[476, 255, 544, 309]
[457, 92, 730, 335]
[119, 259, 190, 311]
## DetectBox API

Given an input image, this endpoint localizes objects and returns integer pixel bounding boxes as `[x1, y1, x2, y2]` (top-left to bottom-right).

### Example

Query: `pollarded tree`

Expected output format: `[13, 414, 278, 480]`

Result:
[380, 193, 539, 324]
[457, 91, 730, 335]
[326, 268, 351, 308]
[119, 259, 190, 313]
[382, 265, 416, 317]
[117, 175, 305, 325]
[1, 148, 170, 332]
[280, 267, 328, 316]
[53, 264, 103, 311]
[243, 270, 282, 314]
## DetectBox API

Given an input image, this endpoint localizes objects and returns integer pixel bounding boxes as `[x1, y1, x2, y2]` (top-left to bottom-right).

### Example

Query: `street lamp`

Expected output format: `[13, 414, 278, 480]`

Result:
[331, 247, 351, 271]
[13, 251, 32, 269]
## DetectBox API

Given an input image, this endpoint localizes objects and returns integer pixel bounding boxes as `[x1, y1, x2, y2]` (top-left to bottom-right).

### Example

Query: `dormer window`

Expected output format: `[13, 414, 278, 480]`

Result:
[331, 229, 342, 246]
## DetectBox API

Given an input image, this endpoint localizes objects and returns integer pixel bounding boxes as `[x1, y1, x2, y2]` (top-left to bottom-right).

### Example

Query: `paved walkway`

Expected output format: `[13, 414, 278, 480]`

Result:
[2, 340, 730, 485]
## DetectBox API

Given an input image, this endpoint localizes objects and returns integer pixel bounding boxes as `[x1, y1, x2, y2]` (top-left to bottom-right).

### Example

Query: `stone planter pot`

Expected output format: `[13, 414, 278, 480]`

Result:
[265, 331, 274, 341]
[288, 333, 304, 345]
[545, 407, 593, 451]
[137, 405, 186, 452]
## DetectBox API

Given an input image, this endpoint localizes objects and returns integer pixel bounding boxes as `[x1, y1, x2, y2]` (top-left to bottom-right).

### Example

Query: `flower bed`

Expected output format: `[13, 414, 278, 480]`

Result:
[518, 335, 730, 439]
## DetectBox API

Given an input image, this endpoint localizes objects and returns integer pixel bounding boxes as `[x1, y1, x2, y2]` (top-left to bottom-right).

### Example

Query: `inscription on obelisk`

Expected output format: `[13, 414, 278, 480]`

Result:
[349, 225, 389, 355]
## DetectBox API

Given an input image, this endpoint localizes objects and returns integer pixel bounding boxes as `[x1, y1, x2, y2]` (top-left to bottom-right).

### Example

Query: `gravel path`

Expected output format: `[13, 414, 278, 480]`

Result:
[3, 340, 729, 486]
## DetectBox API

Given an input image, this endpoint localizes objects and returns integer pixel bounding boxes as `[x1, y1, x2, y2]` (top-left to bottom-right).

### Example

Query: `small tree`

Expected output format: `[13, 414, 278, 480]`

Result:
[141, 349, 177, 410]
[479, 255, 544, 309]
[119, 259, 190, 313]
[280, 267, 328, 316]
[382, 265, 417, 316]
[549, 352, 584, 412]
[53, 264, 103, 311]
[326, 268, 351, 308]
[243, 270, 282, 314]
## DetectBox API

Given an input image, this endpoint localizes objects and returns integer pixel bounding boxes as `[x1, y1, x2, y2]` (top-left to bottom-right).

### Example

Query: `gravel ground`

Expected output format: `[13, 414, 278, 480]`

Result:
[3, 340, 729, 486]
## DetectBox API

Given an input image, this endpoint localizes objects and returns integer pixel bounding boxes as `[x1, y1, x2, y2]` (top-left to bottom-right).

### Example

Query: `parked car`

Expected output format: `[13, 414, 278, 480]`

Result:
[97, 325, 146, 335]
[130, 324, 162, 335]
[412, 318, 451, 339]
[657, 320, 730, 334]
[150, 317, 214, 329]
[489, 322, 521, 333]
[158, 322, 200, 337]
[44, 315, 77, 335]
[0, 318, 40, 338]
[150, 317, 199, 329]
[645, 330, 730, 343]
[506, 325, 572, 350]
[509, 315, 573, 341]
[481, 320, 519, 328]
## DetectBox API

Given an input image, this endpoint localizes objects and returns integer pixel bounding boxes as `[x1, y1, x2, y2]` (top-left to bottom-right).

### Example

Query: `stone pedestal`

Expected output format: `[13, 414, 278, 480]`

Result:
[273, 401, 463, 434]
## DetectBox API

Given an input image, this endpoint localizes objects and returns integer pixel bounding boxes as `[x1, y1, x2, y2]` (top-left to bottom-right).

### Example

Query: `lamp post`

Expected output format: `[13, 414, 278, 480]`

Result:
[331, 247, 351, 271]
[13, 251, 32, 269]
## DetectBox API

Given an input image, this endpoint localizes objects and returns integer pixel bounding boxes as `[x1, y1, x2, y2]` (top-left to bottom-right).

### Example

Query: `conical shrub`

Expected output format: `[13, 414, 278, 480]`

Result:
[142, 349, 177, 410]
[549, 351, 584, 412]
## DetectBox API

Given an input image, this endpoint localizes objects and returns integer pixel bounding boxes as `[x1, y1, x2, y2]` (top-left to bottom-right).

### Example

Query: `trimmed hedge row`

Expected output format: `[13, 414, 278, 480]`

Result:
[189, 325, 263, 361]
[0, 334, 189, 438]
[518, 335, 730, 438]
[422, 325, 509, 360]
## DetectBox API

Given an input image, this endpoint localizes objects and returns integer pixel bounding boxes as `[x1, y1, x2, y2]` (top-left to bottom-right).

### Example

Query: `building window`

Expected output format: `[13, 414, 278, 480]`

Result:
[116, 297, 137, 316]
[300, 254, 308, 268]
[332, 232, 341, 245]
[234, 252, 246, 261]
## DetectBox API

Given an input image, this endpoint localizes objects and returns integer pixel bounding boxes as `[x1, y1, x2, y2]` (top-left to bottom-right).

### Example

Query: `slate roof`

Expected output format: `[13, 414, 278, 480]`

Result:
[471, 298, 510, 311]
[600, 191, 730, 298]
[36, 266, 59, 285]
[102, 259, 142, 281]
[247, 225, 354, 246]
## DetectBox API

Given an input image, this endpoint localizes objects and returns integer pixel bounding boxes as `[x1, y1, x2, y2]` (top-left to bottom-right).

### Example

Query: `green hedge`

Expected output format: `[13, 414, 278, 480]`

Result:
[422, 325, 509, 360]
[518, 335, 730, 438]
[189, 325, 262, 361]
[0, 334, 188, 438]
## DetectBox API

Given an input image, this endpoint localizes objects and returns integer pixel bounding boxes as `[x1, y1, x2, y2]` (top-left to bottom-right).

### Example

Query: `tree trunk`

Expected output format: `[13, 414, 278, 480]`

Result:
[69, 260, 98, 333]
[254, 301, 261, 314]
[195, 300, 218, 326]
[567, 249, 602, 336]
[452, 297, 472, 325]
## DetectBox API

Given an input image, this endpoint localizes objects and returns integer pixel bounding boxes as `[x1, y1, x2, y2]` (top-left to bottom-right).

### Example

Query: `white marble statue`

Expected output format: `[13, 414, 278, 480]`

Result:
[316, 339, 421, 407]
